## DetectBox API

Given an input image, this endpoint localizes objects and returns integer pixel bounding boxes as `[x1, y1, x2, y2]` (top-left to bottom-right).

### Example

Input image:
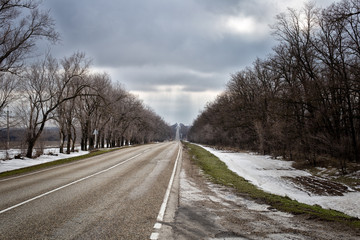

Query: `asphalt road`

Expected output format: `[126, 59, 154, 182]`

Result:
[0, 141, 180, 240]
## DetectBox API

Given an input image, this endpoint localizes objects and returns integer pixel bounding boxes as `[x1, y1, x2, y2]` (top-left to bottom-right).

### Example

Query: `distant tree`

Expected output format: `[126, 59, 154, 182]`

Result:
[189, 0, 360, 172]
[54, 52, 91, 153]
[179, 123, 190, 140]
[74, 73, 115, 151]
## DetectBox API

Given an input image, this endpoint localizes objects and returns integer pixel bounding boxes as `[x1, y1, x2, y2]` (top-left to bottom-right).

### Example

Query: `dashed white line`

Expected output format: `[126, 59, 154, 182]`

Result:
[0, 155, 91, 183]
[154, 223, 162, 229]
[150, 232, 159, 240]
[0, 147, 139, 183]
[0, 152, 144, 215]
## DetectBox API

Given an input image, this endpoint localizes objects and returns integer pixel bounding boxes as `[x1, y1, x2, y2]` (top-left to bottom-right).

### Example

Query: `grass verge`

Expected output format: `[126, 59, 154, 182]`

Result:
[0, 148, 122, 178]
[184, 142, 360, 229]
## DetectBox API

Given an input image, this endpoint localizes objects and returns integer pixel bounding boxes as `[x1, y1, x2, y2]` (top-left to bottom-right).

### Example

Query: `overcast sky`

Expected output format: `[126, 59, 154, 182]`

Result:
[41, 0, 335, 125]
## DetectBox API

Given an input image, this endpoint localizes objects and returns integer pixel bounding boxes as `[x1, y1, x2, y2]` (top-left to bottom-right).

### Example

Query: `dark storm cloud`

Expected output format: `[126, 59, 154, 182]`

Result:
[44, 0, 274, 74]
[41, 0, 328, 124]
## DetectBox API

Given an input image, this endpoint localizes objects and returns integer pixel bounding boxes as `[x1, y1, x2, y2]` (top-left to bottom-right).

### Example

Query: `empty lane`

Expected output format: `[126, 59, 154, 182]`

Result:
[0, 142, 180, 239]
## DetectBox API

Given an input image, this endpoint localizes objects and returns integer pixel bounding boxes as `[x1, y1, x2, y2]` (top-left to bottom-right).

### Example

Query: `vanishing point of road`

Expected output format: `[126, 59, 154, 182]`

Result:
[0, 142, 181, 239]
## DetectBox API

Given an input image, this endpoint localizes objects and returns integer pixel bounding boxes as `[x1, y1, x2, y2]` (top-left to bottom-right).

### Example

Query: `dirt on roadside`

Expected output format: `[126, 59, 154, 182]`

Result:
[283, 176, 351, 196]
[161, 147, 360, 240]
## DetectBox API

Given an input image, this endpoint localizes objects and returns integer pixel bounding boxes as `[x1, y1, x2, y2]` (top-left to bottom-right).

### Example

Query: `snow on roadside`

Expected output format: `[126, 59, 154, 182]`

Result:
[0, 148, 89, 173]
[200, 145, 360, 219]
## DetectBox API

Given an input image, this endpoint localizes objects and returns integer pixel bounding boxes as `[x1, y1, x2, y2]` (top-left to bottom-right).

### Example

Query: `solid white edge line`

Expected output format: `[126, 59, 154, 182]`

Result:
[157, 142, 181, 221]
[150, 142, 182, 239]
[0, 152, 143, 215]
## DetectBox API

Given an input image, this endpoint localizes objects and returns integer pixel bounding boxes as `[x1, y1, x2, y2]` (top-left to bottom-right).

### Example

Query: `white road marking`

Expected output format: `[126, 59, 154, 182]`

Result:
[0, 152, 144, 215]
[150, 142, 182, 239]
[154, 223, 162, 229]
[0, 147, 142, 183]
[150, 232, 159, 240]
[0, 156, 91, 183]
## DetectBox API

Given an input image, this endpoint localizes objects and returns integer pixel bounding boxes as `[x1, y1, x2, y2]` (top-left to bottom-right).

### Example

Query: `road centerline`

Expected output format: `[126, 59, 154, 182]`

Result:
[0, 146, 149, 183]
[0, 152, 144, 215]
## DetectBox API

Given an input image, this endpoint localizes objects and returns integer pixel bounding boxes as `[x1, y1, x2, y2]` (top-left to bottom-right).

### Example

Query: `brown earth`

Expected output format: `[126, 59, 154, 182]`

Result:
[283, 176, 351, 196]
[159, 146, 360, 240]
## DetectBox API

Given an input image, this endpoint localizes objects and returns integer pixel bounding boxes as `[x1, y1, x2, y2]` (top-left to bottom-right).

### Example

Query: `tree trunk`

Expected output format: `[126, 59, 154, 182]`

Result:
[66, 131, 72, 154]
[101, 135, 105, 148]
[26, 139, 36, 158]
[81, 131, 88, 151]
[25, 118, 47, 158]
[71, 125, 76, 152]
[59, 130, 65, 154]
[81, 137, 87, 151]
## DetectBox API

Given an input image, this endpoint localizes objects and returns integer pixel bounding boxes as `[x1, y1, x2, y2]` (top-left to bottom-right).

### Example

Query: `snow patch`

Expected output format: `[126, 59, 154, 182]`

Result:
[0, 148, 89, 173]
[200, 145, 360, 219]
[180, 170, 207, 203]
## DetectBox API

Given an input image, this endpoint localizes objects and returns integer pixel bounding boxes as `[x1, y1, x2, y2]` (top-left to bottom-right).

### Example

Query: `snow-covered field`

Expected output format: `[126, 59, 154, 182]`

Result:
[200, 145, 360, 219]
[0, 148, 89, 173]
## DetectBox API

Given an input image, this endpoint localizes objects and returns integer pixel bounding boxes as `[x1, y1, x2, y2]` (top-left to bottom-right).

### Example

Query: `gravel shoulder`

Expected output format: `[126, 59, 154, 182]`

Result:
[160, 146, 360, 240]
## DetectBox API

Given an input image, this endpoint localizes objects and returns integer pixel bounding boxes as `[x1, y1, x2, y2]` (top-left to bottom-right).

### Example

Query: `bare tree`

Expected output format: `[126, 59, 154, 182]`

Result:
[105, 93, 144, 147]
[19, 52, 89, 158]
[74, 72, 115, 151]
[96, 82, 127, 148]
[189, 0, 360, 171]
[0, 0, 59, 73]
[0, 72, 17, 111]
[54, 52, 91, 153]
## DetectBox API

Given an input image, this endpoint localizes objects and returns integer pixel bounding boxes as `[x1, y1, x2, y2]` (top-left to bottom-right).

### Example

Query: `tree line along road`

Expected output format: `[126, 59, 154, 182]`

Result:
[0, 142, 181, 239]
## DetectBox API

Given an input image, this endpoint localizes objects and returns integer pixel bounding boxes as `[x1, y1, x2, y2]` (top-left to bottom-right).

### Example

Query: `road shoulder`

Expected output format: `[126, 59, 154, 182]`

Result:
[160, 144, 360, 240]
[156, 143, 183, 239]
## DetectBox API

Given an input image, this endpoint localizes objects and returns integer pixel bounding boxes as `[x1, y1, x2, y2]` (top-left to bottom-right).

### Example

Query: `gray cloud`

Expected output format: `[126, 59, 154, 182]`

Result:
[111, 65, 228, 92]
[46, 0, 274, 70]
[41, 0, 329, 124]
